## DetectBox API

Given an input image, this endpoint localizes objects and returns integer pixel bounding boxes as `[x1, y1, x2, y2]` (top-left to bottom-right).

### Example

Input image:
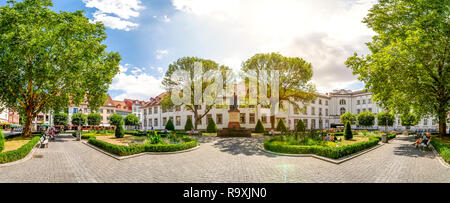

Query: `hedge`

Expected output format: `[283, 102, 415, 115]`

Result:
[0, 131, 5, 152]
[88, 136, 198, 156]
[264, 136, 381, 159]
[0, 136, 40, 164]
[431, 139, 450, 164]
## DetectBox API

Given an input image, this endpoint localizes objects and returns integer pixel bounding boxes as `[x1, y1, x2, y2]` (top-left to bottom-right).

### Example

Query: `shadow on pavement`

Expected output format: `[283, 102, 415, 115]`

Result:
[212, 137, 277, 157]
[392, 136, 435, 159]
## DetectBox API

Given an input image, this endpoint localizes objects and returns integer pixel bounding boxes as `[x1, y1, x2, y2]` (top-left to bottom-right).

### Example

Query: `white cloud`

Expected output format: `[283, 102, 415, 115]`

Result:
[110, 66, 165, 101]
[162, 15, 171, 22]
[156, 49, 169, 59]
[171, 0, 377, 93]
[84, 0, 144, 31]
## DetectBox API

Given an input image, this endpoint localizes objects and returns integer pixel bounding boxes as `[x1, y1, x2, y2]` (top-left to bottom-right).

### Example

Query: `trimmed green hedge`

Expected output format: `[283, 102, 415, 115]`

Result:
[0, 131, 5, 152]
[431, 139, 450, 164]
[88, 136, 198, 156]
[264, 136, 381, 159]
[0, 136, 40, 164]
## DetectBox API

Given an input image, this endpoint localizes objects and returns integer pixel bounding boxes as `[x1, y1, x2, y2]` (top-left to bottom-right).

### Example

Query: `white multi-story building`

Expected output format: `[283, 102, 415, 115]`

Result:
[139, 89, 448, 132]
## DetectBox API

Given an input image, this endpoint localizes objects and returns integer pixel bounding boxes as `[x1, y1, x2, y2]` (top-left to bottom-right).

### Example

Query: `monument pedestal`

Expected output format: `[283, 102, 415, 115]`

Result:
[218, 110, 252, 137]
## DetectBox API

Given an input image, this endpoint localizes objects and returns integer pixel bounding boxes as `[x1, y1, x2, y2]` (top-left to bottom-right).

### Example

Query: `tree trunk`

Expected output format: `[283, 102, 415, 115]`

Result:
[23, 110, 34, 137]
[439, 111, 447, 137]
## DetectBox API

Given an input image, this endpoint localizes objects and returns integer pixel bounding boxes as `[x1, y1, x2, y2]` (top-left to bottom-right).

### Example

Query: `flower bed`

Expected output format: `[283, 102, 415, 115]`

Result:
[87, 136, 198, 156]
[263, 134, 396, 159]
[0, 136, 40, 164]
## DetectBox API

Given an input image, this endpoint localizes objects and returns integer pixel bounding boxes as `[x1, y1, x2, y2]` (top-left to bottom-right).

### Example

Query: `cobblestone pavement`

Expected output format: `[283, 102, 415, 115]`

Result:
[0, 134, 449, 183]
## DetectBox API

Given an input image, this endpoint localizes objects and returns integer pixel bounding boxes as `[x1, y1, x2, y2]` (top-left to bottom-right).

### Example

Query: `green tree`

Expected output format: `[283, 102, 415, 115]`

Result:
[340, 112, 356, 125]
[344, 121, 353, 140]
[296, 119, 306, 133]
[0, 130, 5, 152]
[124, 114, 140, 130]
[400, 112, 419, 130]
[184, 117, 194, 131]
[276, 119, 288, 132]
[161, 57, 231, 130]
[206, 118, 218, 133]
[346, 0, 449, 137]
[377, 111, 395, 132]
[53, 112, 68, 126]
[71, 113, 86, 126]
[0, 0, 121, 137]
[242, 53, 316, 129]
[254, 119, 265, 133]
[109, 113, 123, 127]
[87, 113, 102, 126]
[165, 119, 175, 131]
[357, 111, 375, 129]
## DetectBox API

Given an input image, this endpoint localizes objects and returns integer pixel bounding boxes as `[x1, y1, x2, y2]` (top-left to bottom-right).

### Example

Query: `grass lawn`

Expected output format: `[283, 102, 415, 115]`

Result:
[433, 136, 450, 146]
[3, 137, 33, 152]
[272, 135, 370, 148]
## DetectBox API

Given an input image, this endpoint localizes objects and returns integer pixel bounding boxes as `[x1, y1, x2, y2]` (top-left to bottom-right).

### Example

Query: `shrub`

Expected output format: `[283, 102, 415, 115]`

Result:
[109, 113, 123, 127]
[115, 122, 125, 138]
[377, 111, 395, 130]
[344, 121, 353, 140]
[71, 113, 87, 126]
[53, 113, 69, 126]
[88, 136, 198, 156]
[149, 134, 162, 144]
[0, 136, 40, 164]
[296, 119, 306, 132]
[431, 139, 450, 164]
[0, 131, 5, 152]
[184, 117, 194, 131]
[254, 119, 265, 133]
[87, 113, 102, 126]
[165, 119, 175, 131]
[206, 118, 218, 133]
[276, 119, 287, 132]
[340, 112, 356, 125]
[264, 136, 380, 159]
[124, 114, 140, 129]
[357, 111, 375, 128]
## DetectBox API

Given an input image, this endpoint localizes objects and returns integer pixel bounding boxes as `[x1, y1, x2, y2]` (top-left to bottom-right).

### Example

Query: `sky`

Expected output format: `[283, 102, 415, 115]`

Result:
[3, 0, 377, 101]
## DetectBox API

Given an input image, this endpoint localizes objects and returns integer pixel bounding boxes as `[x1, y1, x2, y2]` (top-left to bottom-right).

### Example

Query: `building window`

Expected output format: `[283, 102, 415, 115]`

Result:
[325, 109, 328, 116]
[261, 115, 267, 123]
[303, 119, 308, 129]
[423, 119, 428, 126]
[206, 114, 212, 123]
[217, 114, 223, 125]
[340, 107, 346, 115]
[319, 108, 322, 116]
[363, 100, 366, 104]
[154, 107, 158, 114]
[311, 107, 315, 115]
[249, 113, 256, 124]
[176, 116, 181, 126]
[163, 117, 167, 126]
[148, 108, 152, 114]
[357, 100, 360, 105]
[311, 119, 316, 129]
[319, 99, 322, 105]
[148, 119, 152, 127]
[339, 99, 346, 105]
[154, 118, 158, 126]
[144, 109, 147, 115]
[326, 101, 329, 106]
[240, 113, 246, 124]
[368, 99, 372, 104]
[357, 109, 361, 114]
[368, 108, 372, 112]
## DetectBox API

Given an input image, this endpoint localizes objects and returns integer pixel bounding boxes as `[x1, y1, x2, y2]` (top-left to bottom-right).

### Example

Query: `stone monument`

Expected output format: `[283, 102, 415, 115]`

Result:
[217, 92, 252, 137]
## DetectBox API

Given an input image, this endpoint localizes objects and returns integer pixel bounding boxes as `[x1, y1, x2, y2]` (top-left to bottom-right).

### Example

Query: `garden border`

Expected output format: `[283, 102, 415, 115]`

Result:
[259, 136, 398, 164]
[0, 140, 41, 168]
[430, 145, 450, 169]
[82, 141, 200, 160]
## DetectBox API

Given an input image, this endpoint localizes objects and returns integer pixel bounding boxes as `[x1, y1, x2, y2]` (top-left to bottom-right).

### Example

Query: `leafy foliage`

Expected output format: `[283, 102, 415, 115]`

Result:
[71, 113, 87, 126]
[0, 130, 4, 152]
[296, 119, 306, 132]
[345, 0, 449, 137]
[357, 111, 375, 128]
[340, 112, 356, 125]
[0, 0, 121, 137]
[53, 113, 69, 126]
[124, 114, 140, 127]
[206, 118, 218, 133]
[377, 111, 395, 127]
[276, 119, 287, 132]
[255, 119, 265, 133]
[344, 121, 353, 140]
[184, 117, 194, 131]
[400, 112, 419, 129]
[165, 119, 175, 131]
[109, 113, 123, 127]
[87, 113, 102, 126]
[115, 121, 125, 138]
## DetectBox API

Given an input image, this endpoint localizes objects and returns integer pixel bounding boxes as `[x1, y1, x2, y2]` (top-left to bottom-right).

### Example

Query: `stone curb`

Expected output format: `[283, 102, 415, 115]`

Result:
[430, 145, 450, 169]
[0, 142, 41, 168]
[81, 141, 200, 161]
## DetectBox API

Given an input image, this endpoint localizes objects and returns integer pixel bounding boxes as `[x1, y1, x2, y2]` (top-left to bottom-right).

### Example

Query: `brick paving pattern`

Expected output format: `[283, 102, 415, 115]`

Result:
[0, 134, 449, 183]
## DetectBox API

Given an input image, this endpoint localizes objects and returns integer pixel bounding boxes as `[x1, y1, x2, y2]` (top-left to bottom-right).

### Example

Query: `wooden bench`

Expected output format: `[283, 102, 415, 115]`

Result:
[419, 139, 432, 151]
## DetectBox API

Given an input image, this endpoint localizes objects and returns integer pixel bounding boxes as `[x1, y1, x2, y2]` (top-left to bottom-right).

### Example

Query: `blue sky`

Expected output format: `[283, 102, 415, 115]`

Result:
[4, 0, 376, 101]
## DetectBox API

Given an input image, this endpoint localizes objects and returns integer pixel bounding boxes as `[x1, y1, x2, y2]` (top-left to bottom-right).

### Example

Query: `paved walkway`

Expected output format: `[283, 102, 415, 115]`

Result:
[0, 134, 449, 183]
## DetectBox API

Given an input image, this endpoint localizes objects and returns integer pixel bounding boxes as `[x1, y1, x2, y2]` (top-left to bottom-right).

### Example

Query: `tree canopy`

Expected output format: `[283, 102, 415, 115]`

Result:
[124, 114, 140, 127]
[346, 0, 449, 136]
[0, 0, 121, 136]
[87, 113, 102, 126]
[400, 112, 420, 129]
[109, 113, 123, 127]
[377, 111, 395, 130]
[357, 111, 375, 128]
[340, 112, 356, 125]
[71, 113, 86, 126]
[53, 112, 68, 126]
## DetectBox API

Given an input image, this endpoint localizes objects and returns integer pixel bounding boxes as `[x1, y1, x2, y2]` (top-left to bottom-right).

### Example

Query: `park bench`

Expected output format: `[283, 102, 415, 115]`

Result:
[419, 138, 432, 151]
[39, 136, 49, 148]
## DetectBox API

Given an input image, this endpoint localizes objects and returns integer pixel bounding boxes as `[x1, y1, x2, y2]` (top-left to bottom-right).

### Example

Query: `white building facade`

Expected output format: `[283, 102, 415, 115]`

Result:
[140, 89, 448, 132]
